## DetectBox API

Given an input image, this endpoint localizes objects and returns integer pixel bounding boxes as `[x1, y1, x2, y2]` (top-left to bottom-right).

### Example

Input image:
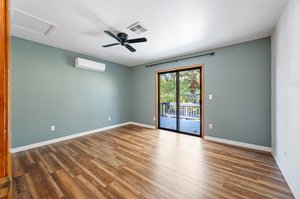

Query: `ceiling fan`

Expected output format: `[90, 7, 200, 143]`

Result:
[102, 30, 147, 52]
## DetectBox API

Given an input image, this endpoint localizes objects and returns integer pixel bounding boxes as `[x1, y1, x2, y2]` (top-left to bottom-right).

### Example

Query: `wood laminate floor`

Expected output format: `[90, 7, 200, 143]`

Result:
[12, 125, 294, 199]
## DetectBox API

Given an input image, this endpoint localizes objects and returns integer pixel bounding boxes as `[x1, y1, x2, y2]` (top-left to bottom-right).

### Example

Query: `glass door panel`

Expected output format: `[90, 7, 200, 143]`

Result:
[179, 69, 201, 135]
[159, 72, 177, 131]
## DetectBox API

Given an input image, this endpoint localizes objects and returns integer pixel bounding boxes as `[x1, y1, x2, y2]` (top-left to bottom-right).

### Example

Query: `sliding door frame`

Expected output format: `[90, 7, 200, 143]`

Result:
[155, 64, 205, 138]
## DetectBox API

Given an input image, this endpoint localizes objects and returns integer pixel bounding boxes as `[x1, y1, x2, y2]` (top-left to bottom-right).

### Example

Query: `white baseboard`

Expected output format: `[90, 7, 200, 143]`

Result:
[272, 151, 300, 199]
[204, 136, 271, 152]
[12, 122, 131, 153]
[129, 122, 156, 129]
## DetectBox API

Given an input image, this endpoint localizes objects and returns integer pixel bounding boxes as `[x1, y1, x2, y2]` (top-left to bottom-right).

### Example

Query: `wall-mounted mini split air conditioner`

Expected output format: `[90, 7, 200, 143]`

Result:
[75, 58, 106, 72]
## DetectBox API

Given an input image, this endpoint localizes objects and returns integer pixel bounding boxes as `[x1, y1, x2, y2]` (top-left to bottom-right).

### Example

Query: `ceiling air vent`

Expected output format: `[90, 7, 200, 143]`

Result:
[11, 9, 58, 37]
[127, 22, 147, 35]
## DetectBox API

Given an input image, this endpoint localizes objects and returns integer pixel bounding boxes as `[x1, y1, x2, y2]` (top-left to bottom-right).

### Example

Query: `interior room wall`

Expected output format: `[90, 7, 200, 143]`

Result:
[11, 37, 272, 150]
[11, 37, 132, 148]
[271, 0, 300, 197]
[131, 38, 271, 147]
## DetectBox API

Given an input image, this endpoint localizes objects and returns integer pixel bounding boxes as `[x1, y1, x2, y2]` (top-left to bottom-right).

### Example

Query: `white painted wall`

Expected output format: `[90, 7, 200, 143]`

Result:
[271, 0, 300, 198]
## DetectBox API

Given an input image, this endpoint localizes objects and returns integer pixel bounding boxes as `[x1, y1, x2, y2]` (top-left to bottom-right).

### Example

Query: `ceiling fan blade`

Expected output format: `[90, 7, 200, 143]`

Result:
[102, 43, 120, 47]
[125, 44, 136, 52]
[127, 38, 147, 43]
[104, 30, 121, 42]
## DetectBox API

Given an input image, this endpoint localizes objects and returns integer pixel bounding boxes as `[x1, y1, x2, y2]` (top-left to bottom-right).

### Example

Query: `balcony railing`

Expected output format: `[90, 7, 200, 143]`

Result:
[160, 102, 200, 120]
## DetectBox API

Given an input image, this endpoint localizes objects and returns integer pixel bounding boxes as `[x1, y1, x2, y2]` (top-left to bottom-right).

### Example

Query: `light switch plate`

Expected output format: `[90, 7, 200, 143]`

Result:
[209, 95, 213, 100]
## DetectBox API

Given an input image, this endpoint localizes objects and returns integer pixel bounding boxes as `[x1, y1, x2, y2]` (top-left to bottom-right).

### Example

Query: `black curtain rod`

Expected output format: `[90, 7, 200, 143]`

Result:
[145, 52, 215, 68]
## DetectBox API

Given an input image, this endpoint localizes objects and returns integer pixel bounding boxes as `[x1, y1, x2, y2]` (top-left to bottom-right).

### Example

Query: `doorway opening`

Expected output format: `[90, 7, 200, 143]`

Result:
[156, 65, 204, 137]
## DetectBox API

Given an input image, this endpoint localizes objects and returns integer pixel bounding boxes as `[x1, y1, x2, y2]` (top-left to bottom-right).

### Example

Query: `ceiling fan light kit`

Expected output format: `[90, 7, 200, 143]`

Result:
[102, 30, 147, 52]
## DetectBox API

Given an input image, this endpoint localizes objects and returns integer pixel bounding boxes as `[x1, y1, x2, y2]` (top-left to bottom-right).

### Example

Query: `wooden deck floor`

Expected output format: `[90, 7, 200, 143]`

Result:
[12, 125, 294, 199]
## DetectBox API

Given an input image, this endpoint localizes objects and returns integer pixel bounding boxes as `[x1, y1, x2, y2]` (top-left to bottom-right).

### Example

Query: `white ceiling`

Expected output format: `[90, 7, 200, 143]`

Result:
[10, 0, 287, 67]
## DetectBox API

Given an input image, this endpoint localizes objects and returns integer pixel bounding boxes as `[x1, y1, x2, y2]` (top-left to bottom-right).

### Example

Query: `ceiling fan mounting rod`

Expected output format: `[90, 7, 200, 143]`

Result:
[117, 33, 128, 41]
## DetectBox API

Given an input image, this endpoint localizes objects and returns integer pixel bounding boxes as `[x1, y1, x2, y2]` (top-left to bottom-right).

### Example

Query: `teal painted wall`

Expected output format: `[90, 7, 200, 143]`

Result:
[131, 38, 271, 147]
[11, 37, 132, 148]
[11, 37, 271, 148]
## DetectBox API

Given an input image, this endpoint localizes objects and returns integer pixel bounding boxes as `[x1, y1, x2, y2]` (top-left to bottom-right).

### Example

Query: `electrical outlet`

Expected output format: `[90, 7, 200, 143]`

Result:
[108, 116, 111, 121]
[50, 125, 55, 131]
[209, 95, 213, 100]
[153, 116, 156, 121]
[209, 123, 213, 129]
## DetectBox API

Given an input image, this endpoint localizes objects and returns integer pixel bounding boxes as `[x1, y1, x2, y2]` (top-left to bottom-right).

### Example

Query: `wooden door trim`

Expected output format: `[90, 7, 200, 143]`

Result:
[155, 64, 205, 139]
[0, 0, 12, 198]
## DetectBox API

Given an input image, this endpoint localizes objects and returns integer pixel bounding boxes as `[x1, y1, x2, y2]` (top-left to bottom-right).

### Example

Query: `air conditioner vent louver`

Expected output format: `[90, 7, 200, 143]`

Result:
[127, 22, 147, 35]
[11, 9, 58, 36]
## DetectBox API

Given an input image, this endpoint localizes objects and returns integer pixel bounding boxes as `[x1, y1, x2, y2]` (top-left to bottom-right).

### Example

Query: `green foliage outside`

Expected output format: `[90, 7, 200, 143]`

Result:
[160, 70, 200, 103]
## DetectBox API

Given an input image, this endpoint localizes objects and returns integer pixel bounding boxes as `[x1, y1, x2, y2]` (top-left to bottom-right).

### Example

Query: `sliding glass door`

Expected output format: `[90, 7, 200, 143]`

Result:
[158, 71, 177, 130]
[158, 67, 201, 136]
[179, 69, 201, 135]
